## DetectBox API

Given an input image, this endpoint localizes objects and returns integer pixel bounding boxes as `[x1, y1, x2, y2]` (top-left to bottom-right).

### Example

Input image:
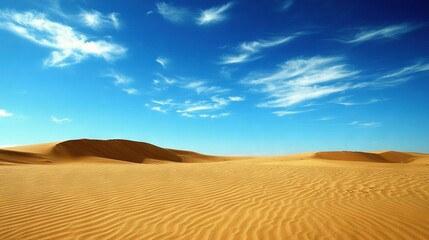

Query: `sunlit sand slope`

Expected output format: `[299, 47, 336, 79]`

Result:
[314, 151, 415, 163]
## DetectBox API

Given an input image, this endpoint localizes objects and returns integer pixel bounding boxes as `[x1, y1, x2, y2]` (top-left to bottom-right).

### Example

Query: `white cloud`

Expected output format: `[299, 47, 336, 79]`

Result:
[80, 10, 120, 30]
[180, 112, 194, 118]
[156, 57, 169, 68]
[355, 77, 411, 89]
[240, 36, 295, 53]
[334, 96, 385, 106]
[353, 61, 429, 89]
[196, 2, 233, 25]
[185, 81, 229, 94]
[228, 96, 245, 102]
[51, 116, 71, 124]
[272, 110, 302, 117]
[281, 0, 294, 10]
[176, 96, 239, 114]
[242, 56, 358, 109]
[154, 73, 176, 86]
[199, 112, 230, 119]
[0, 109, 13, 117]
[221, 53, 257, 64]
[178, 104, 216, 113]
[221, 35, 297, 64]
[150, 106, 167, 113]
[349, 121, 382, 128]
[346, 23, 418, 43]
[106, 71, 132, 85]
[156, 2, 190, 24]
[381, 62, 429, 79]
[152, 99, 174, 106]
[0, 10, 126, 67]
[317, 116, 334, 121]
[122, 88, 139, 95]
[147, 95, 241, 118]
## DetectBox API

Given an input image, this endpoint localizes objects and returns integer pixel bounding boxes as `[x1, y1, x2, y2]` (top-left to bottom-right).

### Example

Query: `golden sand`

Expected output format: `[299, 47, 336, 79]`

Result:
[1, 139, 428, 239]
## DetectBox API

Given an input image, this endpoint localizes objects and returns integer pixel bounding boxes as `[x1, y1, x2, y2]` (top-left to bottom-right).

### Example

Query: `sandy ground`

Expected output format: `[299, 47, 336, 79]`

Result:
[0, 139, 428, 239]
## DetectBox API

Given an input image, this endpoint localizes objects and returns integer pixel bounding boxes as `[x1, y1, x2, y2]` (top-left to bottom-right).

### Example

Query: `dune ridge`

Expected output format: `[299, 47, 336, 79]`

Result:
[52, 139, 182, 163]
[314, 151, 415, 163]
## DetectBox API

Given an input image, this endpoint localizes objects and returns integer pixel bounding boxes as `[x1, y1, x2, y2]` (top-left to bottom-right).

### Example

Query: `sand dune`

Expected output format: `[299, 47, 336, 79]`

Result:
[0, 149, 51, 165]
[5, 139, 183, 164]
[1, 139, 428, 239]
[314, 151, 415, 163]
[52, 139, 182, 163]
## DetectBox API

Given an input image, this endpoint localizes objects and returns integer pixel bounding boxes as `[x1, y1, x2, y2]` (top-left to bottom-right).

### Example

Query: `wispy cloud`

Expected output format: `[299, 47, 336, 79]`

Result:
[147, 105, 167, 113]
[153, 73, 177, 86]
[381, 61, 429, 79]
[345, 23, 418, 43]
[242, 56, 358, 110]
[197, 2, 233, 25]
[147, 95, 243, 118]
[317, 116, 334, 121]
[221, 54, 259, 64]
[0, 109, 13, 117]
[354, 60, 429, 89]
[156, 2, 190, 24]
[0, 10, 126, 67]
[272, 110, 302, 117]
[228, 96, 245, 102]
[106, 70, 132, 85]
[349, 121, 382, 128]
[122, 88, 139, 95]
[177, 104, 218, 113]
[281, 0, 294, 11]
[156, 57, 169, 68]
[151, 99, 172, 105]
[51, 116, 71, 124]
[79, 10, 120, 30]
[221, 35, 298, 64]
[334, 96, 386, 106]
[199, 113, 230, 119]
[185, 81, 229, 94]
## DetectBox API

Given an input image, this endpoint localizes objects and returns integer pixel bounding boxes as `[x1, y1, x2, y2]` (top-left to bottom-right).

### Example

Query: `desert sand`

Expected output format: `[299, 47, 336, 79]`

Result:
[0, 139, 428, 239]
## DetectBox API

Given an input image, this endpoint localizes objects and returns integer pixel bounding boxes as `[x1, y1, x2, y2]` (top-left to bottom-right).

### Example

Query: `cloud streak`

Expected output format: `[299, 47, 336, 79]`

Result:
[147, 95, 243, 118]
[51, 116, 71, 124]
[106, 70, 132, 86]
[156, 2, 190, 24]
[272, 110, 303, 117]
[185, 81, 229, 94]
[156, 57, 169, 68]
[122, 88, 139, 95]
[381, 61, 429, 79]
[0, 10, 126, 67]
[79, 10, 120, 30]
[242, 56, 358, 110]
[345, 23, 418, 43]
[281, 0, 294, 11]
[196, 2, 233, 25]
[349, 121, 382, 128]
[334, 96, 386, 106]
[0, 109, 13, 117]
[221, 35, 298, 64]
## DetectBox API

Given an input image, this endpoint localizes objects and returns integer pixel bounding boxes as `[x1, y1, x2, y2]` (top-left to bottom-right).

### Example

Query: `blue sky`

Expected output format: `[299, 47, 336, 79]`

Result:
[1, 0, 429, 155]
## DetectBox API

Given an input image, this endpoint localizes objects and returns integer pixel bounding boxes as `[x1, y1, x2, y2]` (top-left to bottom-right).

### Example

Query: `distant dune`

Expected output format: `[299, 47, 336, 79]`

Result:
[314, 151, 415, 163]
[1, 139, 428, 239]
